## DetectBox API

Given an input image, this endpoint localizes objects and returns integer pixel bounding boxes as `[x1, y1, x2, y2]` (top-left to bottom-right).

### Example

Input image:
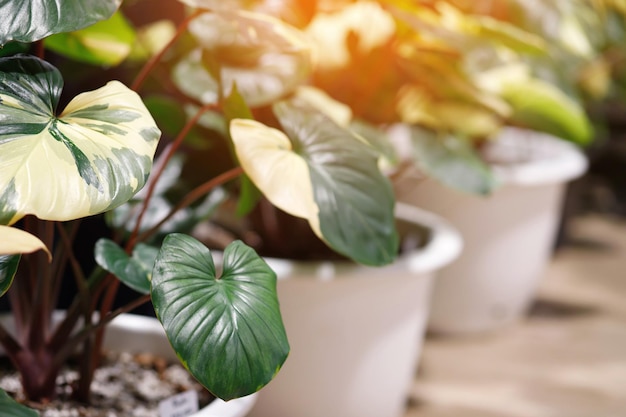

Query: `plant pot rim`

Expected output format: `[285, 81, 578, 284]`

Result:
[258, 202, 462, 280]
[487, 127, 588, 187]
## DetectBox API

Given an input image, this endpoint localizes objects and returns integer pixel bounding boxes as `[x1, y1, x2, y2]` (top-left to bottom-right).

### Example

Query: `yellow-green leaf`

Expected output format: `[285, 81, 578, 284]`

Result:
[44, 11, 136, 67]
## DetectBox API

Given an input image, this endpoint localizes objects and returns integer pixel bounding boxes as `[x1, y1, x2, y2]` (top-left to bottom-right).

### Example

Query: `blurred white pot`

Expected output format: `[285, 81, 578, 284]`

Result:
[394, 127, 588, 334]
[248, 203, 462, 417]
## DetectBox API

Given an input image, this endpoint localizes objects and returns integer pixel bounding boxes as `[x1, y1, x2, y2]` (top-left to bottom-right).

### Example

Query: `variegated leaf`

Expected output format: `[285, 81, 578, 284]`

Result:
[231, 99, 399, 266]
[0, 55, 160, 225]
[173, 9, 312, 107]
[230, 118, 319, 231]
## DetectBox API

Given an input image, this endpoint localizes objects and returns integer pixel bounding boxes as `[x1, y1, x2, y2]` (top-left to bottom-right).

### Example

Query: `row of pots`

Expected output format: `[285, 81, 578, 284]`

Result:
[107, 128, 587, 417]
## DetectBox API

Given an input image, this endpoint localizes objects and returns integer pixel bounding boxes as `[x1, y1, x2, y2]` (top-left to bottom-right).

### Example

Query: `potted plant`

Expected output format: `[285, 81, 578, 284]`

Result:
[0, 0, 413, 415]
[371, 0, 596, 334]
[294, 0, 598, 334]
[113, 3, 462, 417]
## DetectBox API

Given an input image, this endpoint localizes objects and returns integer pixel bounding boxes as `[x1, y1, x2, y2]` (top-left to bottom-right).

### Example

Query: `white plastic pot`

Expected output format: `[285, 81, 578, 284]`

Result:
[394, 127, 588, 334]
[105, 314, 257, 417]
[248, 203, 462, 417]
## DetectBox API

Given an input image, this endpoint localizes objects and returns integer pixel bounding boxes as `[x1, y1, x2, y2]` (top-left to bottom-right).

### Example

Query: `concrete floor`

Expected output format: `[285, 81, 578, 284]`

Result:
[404, 214, 626, 417]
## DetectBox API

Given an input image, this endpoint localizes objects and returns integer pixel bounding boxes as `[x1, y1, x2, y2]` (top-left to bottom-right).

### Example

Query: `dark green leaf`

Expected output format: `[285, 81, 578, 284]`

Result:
[132, 244, 159, 280]
[0, 0, 121, 45]
[0, 42, 29, 58]
[151, 234, 289, 400]
[350, 119, 399, 166]
[409, 127, 498, 195]
[0, 389, 38, 417]
[274, 99, 399, 266]
[0, 54, 62, 118]
[94, 239, 150, 294]
[144, 96, 188, 140]
[0, 255, 19, 298]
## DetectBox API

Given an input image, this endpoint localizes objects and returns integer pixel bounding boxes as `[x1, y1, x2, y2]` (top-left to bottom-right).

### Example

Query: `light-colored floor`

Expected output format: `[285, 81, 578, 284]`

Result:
[405, 214, 626, 417]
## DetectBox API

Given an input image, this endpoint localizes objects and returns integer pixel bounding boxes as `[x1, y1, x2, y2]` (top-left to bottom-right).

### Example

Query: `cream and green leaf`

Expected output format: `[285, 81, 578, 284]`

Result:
[173, 9, 312, 107]
[0, 225, 51, 300]
[231, 99, 399, 266]
[0, 225, 50, 259]
[0, 55, 160, 225]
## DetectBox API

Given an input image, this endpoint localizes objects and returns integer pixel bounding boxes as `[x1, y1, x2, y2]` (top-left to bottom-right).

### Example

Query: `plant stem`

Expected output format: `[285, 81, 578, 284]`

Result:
[26, 220, 54, 351]
[136, 166, 244, 244]
[128, 102, 219, 250]
[50, 221, 83, 312]
[34, 40, 44, 59]
[52, 294, 151, 373]
[131, 9, 205, 91]
[0, 322, 22, 360]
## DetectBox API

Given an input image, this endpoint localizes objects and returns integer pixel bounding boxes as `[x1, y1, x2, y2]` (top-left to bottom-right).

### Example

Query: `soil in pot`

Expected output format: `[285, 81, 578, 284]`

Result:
[0, 350, 214, 417]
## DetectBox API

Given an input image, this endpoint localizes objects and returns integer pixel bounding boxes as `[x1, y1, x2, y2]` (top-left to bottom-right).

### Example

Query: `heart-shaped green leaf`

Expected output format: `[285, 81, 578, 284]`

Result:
[173, 9, 311, 107]
[408, 126, 498, 195]
[231, 99, 399, 266]
[0, 0, 121, 45]
[151, 234, 289, 401]
[0, 389, 38, 417]
[0, 55, 160, 225]
[95, 239, 152, 294]
[44, 11, 136, 67]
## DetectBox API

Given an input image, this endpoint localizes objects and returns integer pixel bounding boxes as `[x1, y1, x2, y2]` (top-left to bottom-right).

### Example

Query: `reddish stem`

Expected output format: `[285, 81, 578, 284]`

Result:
[135, 166, 244, 244]
[131, 9, 205, 91]
[128, 102, 219, 250]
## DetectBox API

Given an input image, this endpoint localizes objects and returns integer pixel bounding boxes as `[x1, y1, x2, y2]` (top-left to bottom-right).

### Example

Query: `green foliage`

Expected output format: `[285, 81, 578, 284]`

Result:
[151, 234, 289, 400]
[95, 239, 153, 294]
[273, 99, 400, 265]
[0, 55, 160, 224]
[409, 127, 498, 195]
[0, 255, 20, 298]
[44, 11, 136, 66]
[0, 0, 610, 413]
[0, 390, 38, 417]
[0, 0, 121, 45]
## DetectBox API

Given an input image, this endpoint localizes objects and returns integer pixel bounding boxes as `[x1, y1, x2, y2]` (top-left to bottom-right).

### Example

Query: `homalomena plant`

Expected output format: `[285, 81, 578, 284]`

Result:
[0, 0, 399, 414]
